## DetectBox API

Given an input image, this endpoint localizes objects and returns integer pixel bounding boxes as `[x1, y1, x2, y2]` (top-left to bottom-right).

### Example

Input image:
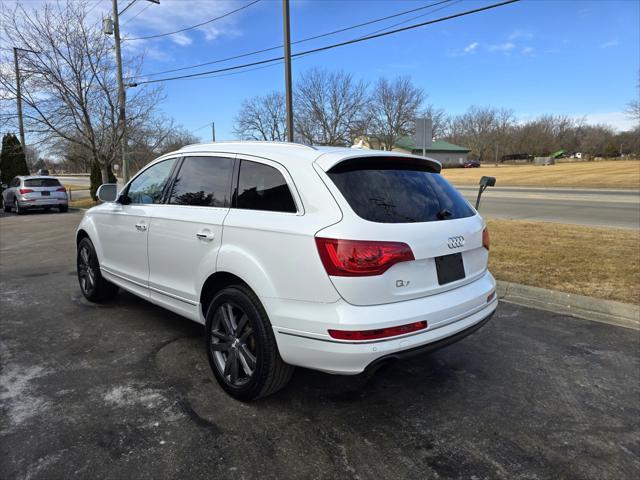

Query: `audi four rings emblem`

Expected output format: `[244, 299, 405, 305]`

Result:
[447, 236, 465, 249]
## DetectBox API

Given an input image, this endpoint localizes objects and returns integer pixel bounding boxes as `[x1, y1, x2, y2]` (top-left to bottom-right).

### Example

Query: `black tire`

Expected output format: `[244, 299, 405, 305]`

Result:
[14, 199, 24, 215]
[59, 205, 68, 213]
[2, 197, 10, 213]
[205, 285, 294, 401]
[77, 237, 119, 302]
[44, 207, 51, 212]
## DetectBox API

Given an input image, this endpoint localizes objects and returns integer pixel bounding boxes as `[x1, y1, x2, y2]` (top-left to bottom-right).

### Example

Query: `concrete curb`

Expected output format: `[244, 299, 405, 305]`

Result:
[497, 281, 640, 330]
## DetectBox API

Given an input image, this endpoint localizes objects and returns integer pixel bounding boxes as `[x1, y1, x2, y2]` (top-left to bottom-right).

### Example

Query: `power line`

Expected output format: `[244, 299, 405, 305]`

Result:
[121, 1, 151, 26]
[124, 0, 261, 42]
[119, 0, 138, 16]
[364, 0, 464, 37]
[86, 0, 103, 15]
[129, 0, 455, 80]
[130, 0, 520, 87]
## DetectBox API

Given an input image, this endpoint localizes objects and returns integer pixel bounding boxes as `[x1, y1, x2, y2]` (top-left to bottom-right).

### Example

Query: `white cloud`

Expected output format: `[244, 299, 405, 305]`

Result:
[509, 29, 533, 40]
[171, 33, 193, 47]
[464, 42, 479, 53]
[600, 40, 618, 48]
[521, 47, 534, 55]
[488, 42, 515, 52]
[1, 0, 250, 48]
[580, 111, 637, 131]
[119, 0, 250, 46]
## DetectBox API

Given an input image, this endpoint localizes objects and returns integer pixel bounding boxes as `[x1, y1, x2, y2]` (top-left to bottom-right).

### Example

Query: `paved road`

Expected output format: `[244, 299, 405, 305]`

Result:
[457, 185, 639, 229]
[1, 212, 638, 479]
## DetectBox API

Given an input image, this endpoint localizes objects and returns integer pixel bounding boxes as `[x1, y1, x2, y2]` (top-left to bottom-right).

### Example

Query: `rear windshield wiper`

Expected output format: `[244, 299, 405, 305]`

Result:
[437, 208, 452, 220]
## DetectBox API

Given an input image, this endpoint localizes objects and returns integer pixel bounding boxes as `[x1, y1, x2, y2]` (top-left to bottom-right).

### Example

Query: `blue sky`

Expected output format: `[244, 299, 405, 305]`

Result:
[13, 0, 640, 140]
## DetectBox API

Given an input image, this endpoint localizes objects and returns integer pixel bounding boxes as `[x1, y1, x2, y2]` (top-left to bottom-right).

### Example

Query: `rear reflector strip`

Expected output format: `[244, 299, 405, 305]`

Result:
[487, 291, 496, 302]
[328, 321, 428, 341]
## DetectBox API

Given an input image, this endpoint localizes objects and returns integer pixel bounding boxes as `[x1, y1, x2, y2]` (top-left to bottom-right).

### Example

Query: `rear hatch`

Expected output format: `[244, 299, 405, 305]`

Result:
[314, 155, 488, 306]
[23, 178, 67, 202]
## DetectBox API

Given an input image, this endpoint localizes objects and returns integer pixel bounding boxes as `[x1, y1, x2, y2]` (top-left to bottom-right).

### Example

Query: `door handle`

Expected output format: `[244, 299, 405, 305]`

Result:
[135, 223, 147, 232]
[196, 231, 215, 241]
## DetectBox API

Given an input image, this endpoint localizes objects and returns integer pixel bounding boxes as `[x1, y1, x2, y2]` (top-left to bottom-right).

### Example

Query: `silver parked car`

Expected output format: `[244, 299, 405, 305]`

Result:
[2, 176, 68, 214]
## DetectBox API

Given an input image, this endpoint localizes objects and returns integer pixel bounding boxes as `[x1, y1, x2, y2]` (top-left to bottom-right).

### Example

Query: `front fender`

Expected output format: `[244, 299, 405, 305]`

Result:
[76, 209, 105, 263]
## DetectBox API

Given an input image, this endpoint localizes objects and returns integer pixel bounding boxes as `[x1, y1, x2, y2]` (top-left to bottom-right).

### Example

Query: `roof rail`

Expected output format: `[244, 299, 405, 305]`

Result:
[178, 141, 317, 151]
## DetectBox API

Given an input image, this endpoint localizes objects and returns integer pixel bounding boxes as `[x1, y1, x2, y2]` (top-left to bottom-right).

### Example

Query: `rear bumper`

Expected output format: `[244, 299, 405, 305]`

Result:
[18, 198, 68, 208]
[364, 309, 494, 373]
[267, 270, 497, 375]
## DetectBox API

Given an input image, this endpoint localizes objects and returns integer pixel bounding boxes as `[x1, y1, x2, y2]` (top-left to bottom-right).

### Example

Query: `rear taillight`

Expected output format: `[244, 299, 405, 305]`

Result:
[329, 321, 428, 341]
[19, 188, 33, 194]
[482, 228, 490, 250]
[315, 237, 414, 277]
[56, 187, 66, 192]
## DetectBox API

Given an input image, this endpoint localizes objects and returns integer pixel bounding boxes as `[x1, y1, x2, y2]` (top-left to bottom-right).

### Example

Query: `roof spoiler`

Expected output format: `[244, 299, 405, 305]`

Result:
[315, 152, 442, 174]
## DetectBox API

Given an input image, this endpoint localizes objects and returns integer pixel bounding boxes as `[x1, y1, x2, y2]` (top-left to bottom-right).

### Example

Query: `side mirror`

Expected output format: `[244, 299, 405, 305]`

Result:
[97, 183, 118, 202]
[475, 176, 496, 210]
[1, 184, 7, 189]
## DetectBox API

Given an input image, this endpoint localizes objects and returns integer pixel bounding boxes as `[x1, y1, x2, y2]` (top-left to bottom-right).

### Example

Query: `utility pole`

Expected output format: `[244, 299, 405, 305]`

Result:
[13, 47, 25, 148]
[212, 121, 216, 142]
[111, 0, 129, 182]
[282, 0, 294, 142]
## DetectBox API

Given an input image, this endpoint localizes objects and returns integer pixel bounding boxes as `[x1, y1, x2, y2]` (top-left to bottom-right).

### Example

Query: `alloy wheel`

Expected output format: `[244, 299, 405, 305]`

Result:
[77, 244, 96, 295]
[209, 302, 257, 386]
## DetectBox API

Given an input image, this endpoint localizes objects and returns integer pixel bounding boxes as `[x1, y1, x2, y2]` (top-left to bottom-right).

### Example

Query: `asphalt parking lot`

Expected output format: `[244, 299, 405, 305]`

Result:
[1, 211, 639, 479]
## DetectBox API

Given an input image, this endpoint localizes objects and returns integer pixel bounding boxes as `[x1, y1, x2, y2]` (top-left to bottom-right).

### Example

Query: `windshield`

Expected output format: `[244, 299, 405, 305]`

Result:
[24, 178, 61, 187]
[327, 157, 474, 223]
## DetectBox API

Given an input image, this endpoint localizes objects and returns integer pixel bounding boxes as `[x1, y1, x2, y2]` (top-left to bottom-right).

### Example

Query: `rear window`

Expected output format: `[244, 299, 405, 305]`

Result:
[327, 157, 474, 223]
[24, 178, 61, 187]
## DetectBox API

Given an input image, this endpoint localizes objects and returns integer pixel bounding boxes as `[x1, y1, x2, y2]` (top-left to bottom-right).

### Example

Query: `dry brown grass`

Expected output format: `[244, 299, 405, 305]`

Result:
[442, 160, 640, 189]
[69, 198, 97, 209]
[63, 183, 89, 191]
[488, 219, 640, 304]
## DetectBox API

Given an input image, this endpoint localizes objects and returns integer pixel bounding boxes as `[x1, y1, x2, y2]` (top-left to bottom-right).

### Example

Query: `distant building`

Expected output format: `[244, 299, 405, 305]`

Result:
[392, 136, 471, 168]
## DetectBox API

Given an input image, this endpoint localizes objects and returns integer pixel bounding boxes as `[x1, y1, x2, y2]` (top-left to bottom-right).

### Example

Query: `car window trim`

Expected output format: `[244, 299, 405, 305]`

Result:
[122, 157, 179, 205]
[166, 154, 236, 208]
[232, 155, 303, 215]
[160, 156, 183, 204]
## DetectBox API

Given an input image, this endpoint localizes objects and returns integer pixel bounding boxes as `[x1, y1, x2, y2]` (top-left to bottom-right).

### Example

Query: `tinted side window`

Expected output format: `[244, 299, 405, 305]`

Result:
[11, 178, 20, 187]
[128, 158, 176, 204]
[236, 160, 296, 213]
[168, 156, 234, 207]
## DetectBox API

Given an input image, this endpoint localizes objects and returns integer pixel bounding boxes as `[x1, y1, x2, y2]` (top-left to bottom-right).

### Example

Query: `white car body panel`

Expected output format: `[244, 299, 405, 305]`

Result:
[76, 141, 496, 375]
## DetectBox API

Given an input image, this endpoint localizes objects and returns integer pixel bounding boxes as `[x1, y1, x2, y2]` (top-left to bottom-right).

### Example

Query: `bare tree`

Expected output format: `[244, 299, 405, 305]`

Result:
[0, 0, 163, 182]
[368, 76, 424, 150]
[627, 100, 640, 124]
[233, 92, 287, 141]
[128, 119, 200, 173]
[447, 105, 515, 161]
[421, 104, 449, 139]
[295, 69, 368, 146]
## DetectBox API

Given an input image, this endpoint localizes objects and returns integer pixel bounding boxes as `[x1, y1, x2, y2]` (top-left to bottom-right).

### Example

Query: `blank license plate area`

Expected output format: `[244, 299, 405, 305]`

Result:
[434, 253, 465, 285]
[41, 191, 50, 196]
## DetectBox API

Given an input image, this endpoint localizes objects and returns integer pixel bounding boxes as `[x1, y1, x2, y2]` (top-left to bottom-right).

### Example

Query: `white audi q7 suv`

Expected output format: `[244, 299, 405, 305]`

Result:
[76, 142, 497, 400]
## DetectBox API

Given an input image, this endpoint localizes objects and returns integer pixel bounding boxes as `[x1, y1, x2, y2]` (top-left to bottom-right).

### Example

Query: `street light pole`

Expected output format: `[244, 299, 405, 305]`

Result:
[13, 47, 26, 148]
[111, 0, 129, 182]
[282, 0, 294, 142]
